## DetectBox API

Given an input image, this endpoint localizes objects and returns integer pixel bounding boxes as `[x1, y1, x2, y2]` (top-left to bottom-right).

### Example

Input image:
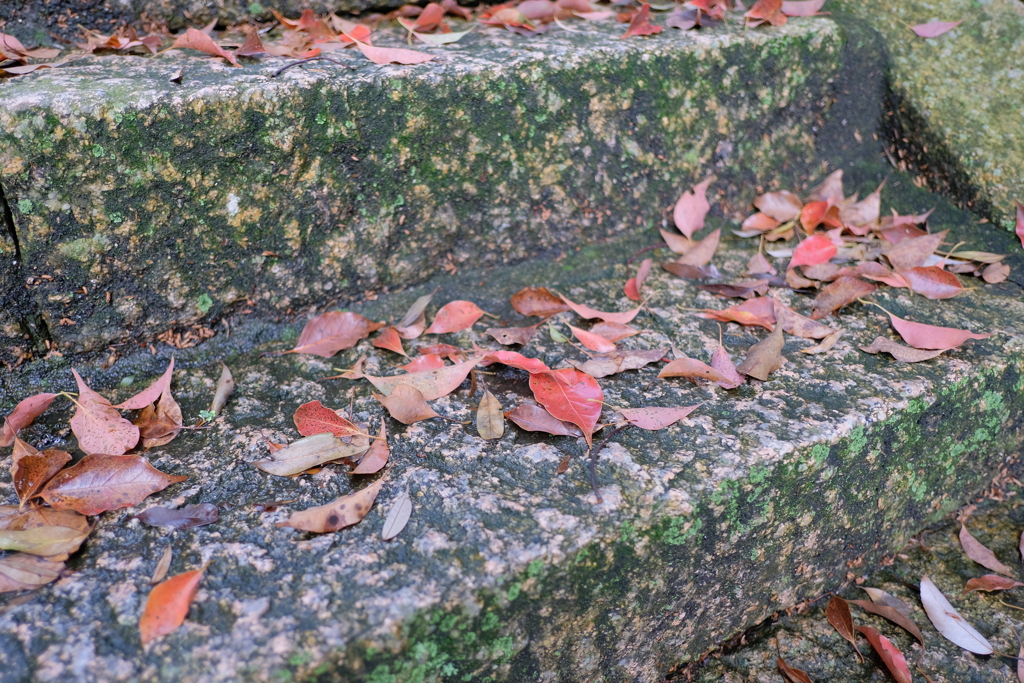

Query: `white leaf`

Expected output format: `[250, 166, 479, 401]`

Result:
[381, 489, 412, 541]
[920, 575, 993, 654]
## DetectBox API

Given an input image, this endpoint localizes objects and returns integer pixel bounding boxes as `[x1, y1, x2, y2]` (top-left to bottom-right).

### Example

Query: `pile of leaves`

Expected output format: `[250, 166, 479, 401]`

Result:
[780, 511, 1024, 682]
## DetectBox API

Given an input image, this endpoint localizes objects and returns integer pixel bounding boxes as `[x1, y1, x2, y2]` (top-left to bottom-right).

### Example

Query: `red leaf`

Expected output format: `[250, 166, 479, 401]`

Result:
[559, 295, 642, 325]
[884, 311, 990, 350]
[13, 447, 71, 507]
[856, 626, 912, 683]
[1016, 200, 1024, 249]
[673, 177, 714, 239]
[510, 287, 571, 318]
[115, 358, 175, 410]
[373, 327, 409, 356]
[777, 656, 814, 683]
[70, 369, 139, 455]
[624, 258, 653, 301]
[1, 393, 57, 448]
[483, 350, 553, 375]
[352, 421, 389, 474]
[505, 404, 582, 437]
[620, 3, 662, 38]
[789, 234, 837, 270]
[365, 357, 480, 400]
[169, 28, 240, 66]
[139, 567, 205, 645]
[293, 400, 360, 438]
[287, 311, 384, 357]
[40, 454, 187, 515]
[898, 267, 964, 299]
[911, 20, 962, 38]
[696, 297, 776, 330]
[426, 301, 485, 334]
[568, 325, 616, 353]
[528, 369, 602, 446]
[398, 354, 446, 373]
[618, 405, 699, 430]
[352, 39, 434, 65]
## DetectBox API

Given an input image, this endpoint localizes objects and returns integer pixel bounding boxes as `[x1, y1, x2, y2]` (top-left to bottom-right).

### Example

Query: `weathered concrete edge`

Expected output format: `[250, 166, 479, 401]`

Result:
[280, 359, 1024, 683]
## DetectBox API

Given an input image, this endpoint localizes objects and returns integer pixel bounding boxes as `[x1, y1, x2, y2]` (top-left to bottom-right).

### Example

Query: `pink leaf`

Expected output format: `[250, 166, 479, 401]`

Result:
[885, 311, 990, 351]
[673, 177, 714, 239]
[70, 370, 139, 456]
[781, 0, 826, 16]
[618, 405, 699, 430]
[568, 325, 616, 353]
[789, 234, 837, 270]
[352, 40, 434, 65]
[1016, 200, 1024, 249]
[558, 295, 642, 325]
[620, 4, 663, 38]
[169, 28, 240, 65]
[114, 358, 175, 410]
[911, 20, 962, 38]
[425, 301, 485, 334]
[287, 311, 385, 357]
[624, 258, 653, 301]
[372, 327, 409, 356]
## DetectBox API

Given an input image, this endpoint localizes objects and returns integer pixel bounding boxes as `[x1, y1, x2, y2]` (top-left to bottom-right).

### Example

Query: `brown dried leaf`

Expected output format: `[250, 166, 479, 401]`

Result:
[169, 28, 240, 65]
[825, 596, 863, 659]
[0, 553, 64, 593]
[982, 262, 1010, 284]
[753, 190, 801, 221]
[959, 523, 1015, 576]
[352, 421, 389, 474]
[675, 228, 721, 267]
[277, 478, 385, 533]
[771, 298, 835, 339]
[425, 301, 485, 334]
[736, 324, 785, 381]
[476, 390, 504, 440]
[505, 404, 583, 437]
[12, 448, 71, 507]
[254, 432, 369, 477]
[485, 324, 538, 346]
[710, 344, 744, 389]
[136, 504, 219, 529]
[134, 385, 183, 449]
[777, 656, 814, 683]
[573, 348, 666, 378]
[0, 523, 90, 557]
[209, 363, 234, 417]
[589, 322, 640, 343]
[115, 358, 175, 410]
[882, 231, 947, 271]
[40, 454, 186, 515]
[70, 369, 139, 455]
[376, 385, 441, 424]
[856, 625, 912, 683]
[510, 287, 571, 318]
[964, 574, 1024, 594]
[151, 546, 173, 584]
[1, 393, 58, 447]
[800, 329, 844, 354]
[860, 337, 945, 363]
[365, 357, 480, 400]
[809, 277, 876, 320]
[659, 357, 731, 384]
[618, 405, 699, 430]
[696, 297, 775, 330]
[848, 599, 925, 650]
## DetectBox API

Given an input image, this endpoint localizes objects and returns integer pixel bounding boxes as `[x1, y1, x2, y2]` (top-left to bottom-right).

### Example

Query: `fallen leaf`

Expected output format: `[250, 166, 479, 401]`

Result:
[569, 325, 617, 353]
[856, 625, 912, 683]
[476, 390, 504, 440]
[697, 297, 775, 330]
[624, 258, 653, 301]
[589, 322, 641, 343]
[1, 393, 58, 447]
[558, 294, 642, 325]
[736, 324, 785, 381]
[398, 354, 446, 373]
[959, 523, 1015, 576]
[365, 357, 480, 400]
[373, 327, 409, 356]
[134, 385, 182, 449]
[854, 261, 911, 288]
[396, 290, 436, 339]
[982, 262, 1010, 284]
[781, 0, 826, 16]
[417, 343, 467, 361]
[697, 279, 769, 299]
[277, 478, 385, 532]
[618, 405, 699, 430]
[234, 26, 266, 56]
[899, 267, 963, 299]
[506, 404, 582, 437]
[660, 228, 694, 254]
[911, 20, 962, 38]
[675, 228, 721, 267]
[771, 298, 835, 339]
[136, 503, 220, 529]
[620, 3, 662, 37]
[659, 357, 732, 384]
[754, 190, 801, 221]
[483, 350, 553, 375]
[510, 287, 570, 318]
[777, 656, 813, 683]
[809, 277, 876, 319]
[12, 448, 71, 507]
[848, 600, 925, 650]
[661, 262, 722, 279]
[747, 252, 777, 276]
[789, 234, 837, 270]
[920, 575, 993, 654]
[838, 182, 883, 227]
[139, 566, 206, 645]
[0, 524, 90, 557]
[860, 336, 945, 363]
[425, 300, 485, 334]
[741, 212, 782, 234]
[253, 432, 369, 477]
[1016, 201, 1024, 249]
[0, 506, 90, 535]
[352, 421, 389, 474]
[860, 587, 914, 618]
[485, 325, 538, 346]
[209, 363, 234, 417]
[39, 454, 187, 515]
[883, 311, 990, 350]
[800, 329, 844, 354]
[0, 553, 64, 593]
[287, 312, 384, 357]
[151, 546, 173, 584]
[826, 596, 863, 659]
[70, 369, 140, 455]
[405, 26, 473, 44]
[376, 385, 441, 424]
[673, 177, 714, 239]
[381, 488, 412, 540]
[964, 575, 1024, 594]
[115, 358, 175, 410]
[352, 38, 434, 64]
[574, 348, 665, 378]
[883, 231, 947, 271]
[168, 28, 239, 65]
[710, 344, 745, 389]
[293, 400, 361, 438]
[528, 369, 602, 446]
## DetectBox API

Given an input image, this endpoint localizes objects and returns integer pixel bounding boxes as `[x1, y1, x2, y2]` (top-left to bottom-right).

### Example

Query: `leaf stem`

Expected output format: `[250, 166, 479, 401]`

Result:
[588, 423, 629, 505]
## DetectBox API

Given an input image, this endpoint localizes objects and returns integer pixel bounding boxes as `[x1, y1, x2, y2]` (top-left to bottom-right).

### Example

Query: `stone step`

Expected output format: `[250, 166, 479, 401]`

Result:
[0, 18, 847, 361]
[1, 170, 1023, 681]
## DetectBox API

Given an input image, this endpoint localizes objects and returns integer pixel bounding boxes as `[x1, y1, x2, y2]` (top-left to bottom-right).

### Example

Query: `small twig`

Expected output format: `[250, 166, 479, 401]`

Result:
[588, 423, 629, 504]
[271, 56, 357, 77]
[625, 243, 666, 265]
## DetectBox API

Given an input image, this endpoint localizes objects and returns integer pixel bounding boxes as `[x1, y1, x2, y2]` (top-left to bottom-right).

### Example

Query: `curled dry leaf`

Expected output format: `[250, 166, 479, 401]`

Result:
[839, 182, 883, 228]
[287, 311, 385, 357]
[139, 567, 206, 645]
[151, 546, 173, 584]
[754, 190, 801, 221]
[856, 625, 912, 683]
[115, 358, 174, 410]
[809, 277, 876, 320]
[254, 432, 369, 477]
[884, 312, 990, 351]
[800, 329, 844, 354]
[848, 599, 925, 650]
[136, 504, 220, 529]
[373, 327, 408, 356]
[1, 392, 58, 447]
[169, 28, 240, 65]
[352, 421, 389, 474]
[485, 325, 538, 346]
[920, 575, 993, 655]
[13, 448, 71, 507]
[0, 553, 64, 593]
[982, 262, 1010, 284]
[277, 478, 385, 533]
[673, 177, 714, 239]
[574, 348, 665, 378]
[883, 231, 947, 271]
[476, 390, 504, 440]
[40, 454, 187, 515]
[860, 337, 944, 363]
[426, 301, 485, 334]
[505, 404, 583, 437]
[959, 523, 1015, 576]
[696, 297, 775, 330]
[660, 228, 693, 254]
[396, 290, 435, 339]
[659, 357, 731, 384]
[964, 574, 1024, 594]
[860, 586, 914, 618]
[365, 357, 480, 400]
[911, 20, 962, 37]
[376, 385, 441, 424]
[736, 324, 785, 381]
[568, 325, 616, 353]
[510, 287, 570, 318]
[675, 228, 721, 267]
[710, 344, 744, 389]
[618, 405, 698, 430]
[293, 400, 361, 438]
[620, 3, 662, 38]
[381, 488, 413, 541]
[134, 385, 182, 449]
[70, 369, 140, 456]
[209, 363, 234, 417]
[777, 656, 814, 683]
[771, 298, 834, 339]
[528, 369, 602, 446]
[825, 596, 863, 659]
[557, 295, 642, 325]
[747, 252, 776, 276]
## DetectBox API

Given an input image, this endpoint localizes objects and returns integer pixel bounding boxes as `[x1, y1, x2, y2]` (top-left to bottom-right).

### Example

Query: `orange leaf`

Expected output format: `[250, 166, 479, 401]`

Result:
[169, 28, 239, 66]
[620, 3, 663, 38]
[373, 326, 409, 356]
[659, 357, 732, 384]
[39, 454, 187, 515]
[558, 294, 642, 325]
[425, 301, 485, 334]
[12, 448, 71, 508]
[398, 353, 446, 373]
[70, 369, 139, 455]
[528, 369, 602, 446]
[856, 626, 912, 683]
[696, 297, 776, 330]
[115, 358, 175, 410]
[624, 258, 653, 301]
[139, 567, 205, 645]
[1, 392, 57, 448]
[510, 287, 571, 318]
[287, 311, 385, 357]
[568, 325, 616, 353]
[351, 39, 434, 65]
[277, 478, 385, 532]
[352, 421, 389, 474]
[789, 234, 837, 270]
[809, 277, 876, 320]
